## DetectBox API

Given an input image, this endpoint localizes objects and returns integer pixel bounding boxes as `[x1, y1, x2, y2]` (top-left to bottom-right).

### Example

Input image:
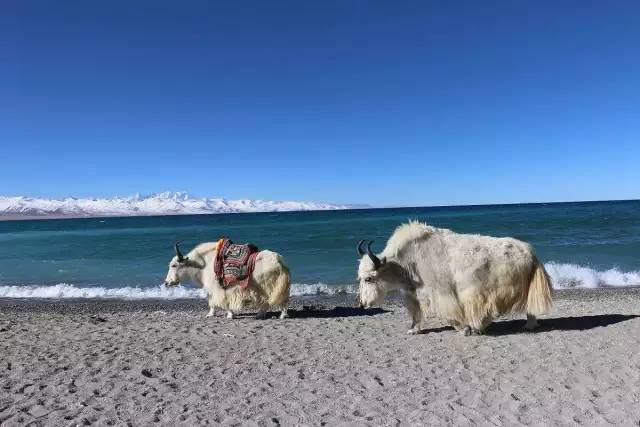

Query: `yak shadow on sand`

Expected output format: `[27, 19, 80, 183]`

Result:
[291, 306, 390, 319]
[415, 325, 454, 334]
[415, 314, 639, 336]
[230, 306, 390, 319]
[486, 314, 639, 336]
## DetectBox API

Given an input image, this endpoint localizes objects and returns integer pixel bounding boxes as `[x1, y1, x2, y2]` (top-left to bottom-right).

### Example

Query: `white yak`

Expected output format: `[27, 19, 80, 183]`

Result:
[164, 242, 290, 319]
[357, 221, 553, 335]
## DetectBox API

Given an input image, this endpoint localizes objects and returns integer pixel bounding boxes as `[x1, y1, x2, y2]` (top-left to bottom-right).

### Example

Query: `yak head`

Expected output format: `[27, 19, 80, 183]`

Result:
[164, 243, 190, 287]
[356, 240, 390, 308]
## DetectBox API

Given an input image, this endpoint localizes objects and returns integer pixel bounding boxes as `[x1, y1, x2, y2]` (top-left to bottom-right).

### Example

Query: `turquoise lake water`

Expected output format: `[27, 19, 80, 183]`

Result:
[1, 200, 639, 298]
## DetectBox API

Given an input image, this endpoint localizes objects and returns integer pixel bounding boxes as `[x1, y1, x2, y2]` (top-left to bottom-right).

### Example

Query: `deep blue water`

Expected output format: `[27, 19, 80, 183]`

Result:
[1, 200, 639, 296]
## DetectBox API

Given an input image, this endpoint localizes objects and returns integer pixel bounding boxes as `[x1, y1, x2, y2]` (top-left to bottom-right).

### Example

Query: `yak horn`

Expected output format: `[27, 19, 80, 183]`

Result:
[357, 240, 367, 257]
[175, 243, 185, 262]
[366, 240, 382, 270]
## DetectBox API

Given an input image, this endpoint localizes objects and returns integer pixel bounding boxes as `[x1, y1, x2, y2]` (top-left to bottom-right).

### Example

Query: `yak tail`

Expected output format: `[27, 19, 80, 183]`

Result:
[268, 263, 291, 308]
[525, 257, 553, 315]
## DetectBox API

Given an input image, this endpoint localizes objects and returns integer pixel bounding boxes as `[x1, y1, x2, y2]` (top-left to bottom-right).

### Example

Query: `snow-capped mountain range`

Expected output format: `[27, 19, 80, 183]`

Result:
[0, 192, 356, 219]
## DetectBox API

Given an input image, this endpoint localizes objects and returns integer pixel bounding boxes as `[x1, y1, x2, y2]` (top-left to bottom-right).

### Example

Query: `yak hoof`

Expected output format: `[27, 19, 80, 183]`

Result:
[279, 309, 289, 320]
[524, 315, 539, 330]
[461, 325, 485, 336]
[461, 326, 473, 336]
[407, 328, 420, 335]
[206, 311, 215, 318]
[226, 311, 235, 319]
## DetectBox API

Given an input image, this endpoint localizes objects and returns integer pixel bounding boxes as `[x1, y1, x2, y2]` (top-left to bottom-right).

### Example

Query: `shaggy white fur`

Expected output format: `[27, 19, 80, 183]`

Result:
[164, 243, 290, 319]
[358, 221, 553, 335]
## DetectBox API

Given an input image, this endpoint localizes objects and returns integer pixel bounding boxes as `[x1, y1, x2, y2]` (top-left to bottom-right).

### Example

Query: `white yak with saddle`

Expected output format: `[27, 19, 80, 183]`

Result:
[164, 242, 291, 319]
[357, 221, 553, 335]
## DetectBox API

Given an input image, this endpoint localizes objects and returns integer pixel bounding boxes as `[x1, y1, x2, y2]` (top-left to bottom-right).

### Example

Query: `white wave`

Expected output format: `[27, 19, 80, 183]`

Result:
[0, 282, 358, 299]
[0, 263, 638, 299]
[0, 192, 354, 218]
[289, 283, 358, 296]
[0, 283, 207, 299]
[544, 262, 640, 289]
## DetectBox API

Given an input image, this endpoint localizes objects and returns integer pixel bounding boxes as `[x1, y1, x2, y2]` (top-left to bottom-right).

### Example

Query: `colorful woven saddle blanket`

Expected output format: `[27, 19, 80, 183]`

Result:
[214, 238, 260, 289]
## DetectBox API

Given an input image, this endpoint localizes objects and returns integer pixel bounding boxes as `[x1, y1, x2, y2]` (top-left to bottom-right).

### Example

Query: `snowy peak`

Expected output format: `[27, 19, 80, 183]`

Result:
[0, 192, 354, 219]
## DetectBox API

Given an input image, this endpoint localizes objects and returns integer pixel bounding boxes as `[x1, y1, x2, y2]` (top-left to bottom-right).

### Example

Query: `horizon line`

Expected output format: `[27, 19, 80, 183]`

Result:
[1, 197, 637, 223]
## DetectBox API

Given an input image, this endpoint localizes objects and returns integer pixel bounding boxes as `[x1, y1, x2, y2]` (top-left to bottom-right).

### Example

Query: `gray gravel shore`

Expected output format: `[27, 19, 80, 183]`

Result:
[1, 288, 639, 426]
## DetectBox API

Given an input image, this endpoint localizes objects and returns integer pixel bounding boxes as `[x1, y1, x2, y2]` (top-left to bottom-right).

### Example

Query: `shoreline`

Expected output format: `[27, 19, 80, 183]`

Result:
[2, 287, 639, 425]
[0, 294, 362, 314]
[1, 286, 639, 312]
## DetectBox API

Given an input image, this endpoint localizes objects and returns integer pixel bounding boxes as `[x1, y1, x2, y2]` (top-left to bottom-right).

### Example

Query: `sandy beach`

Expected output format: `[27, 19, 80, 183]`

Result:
[1, 288, 639, 426]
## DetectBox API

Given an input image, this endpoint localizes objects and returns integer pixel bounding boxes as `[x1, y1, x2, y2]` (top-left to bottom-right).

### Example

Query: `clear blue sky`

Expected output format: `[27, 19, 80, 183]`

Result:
[1, 1, 638, 206]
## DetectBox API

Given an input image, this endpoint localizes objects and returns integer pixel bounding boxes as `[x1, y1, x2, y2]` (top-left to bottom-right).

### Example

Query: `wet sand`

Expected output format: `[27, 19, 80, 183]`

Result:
[1, 288, 639, 426]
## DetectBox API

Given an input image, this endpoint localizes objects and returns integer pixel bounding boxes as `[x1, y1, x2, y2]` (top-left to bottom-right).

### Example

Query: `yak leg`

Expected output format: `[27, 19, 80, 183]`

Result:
[403, 290, 423, 335]
[461, 325, 483, 336]
[206, 296, 217, 318]
[461, 326, 473, 336]
[460, 326, 484, 336]
[447, 319, 465, 331]
[524, 314, 539, 330]
[476, 316, 493, 334]
[279, 308, 289, 319]
[226, 310, 235, 319]
[461, 317, 492, 336]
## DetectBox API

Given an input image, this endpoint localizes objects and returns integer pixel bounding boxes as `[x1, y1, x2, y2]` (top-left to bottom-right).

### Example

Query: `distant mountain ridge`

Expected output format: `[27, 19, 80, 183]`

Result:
[0, 192, 358, 219]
